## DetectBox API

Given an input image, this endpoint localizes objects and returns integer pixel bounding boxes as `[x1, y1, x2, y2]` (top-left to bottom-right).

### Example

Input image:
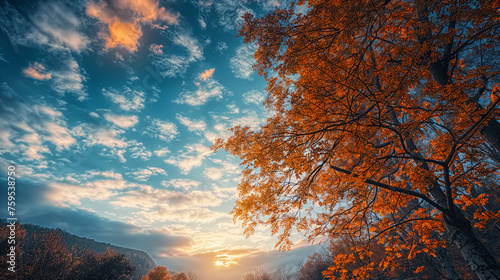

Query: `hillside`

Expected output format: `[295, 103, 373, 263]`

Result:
[2, 221, 156, 280]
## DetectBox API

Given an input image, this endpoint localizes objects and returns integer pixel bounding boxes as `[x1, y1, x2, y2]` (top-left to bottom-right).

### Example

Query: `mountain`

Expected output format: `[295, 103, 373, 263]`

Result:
[4, 221, 156, 280]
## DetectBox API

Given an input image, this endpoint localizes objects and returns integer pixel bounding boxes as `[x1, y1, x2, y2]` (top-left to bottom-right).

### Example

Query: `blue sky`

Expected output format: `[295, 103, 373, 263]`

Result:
[0, 0, 320, 278]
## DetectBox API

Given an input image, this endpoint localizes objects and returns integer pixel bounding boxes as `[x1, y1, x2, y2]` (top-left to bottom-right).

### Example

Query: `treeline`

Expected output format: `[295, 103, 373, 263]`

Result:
[0, 223, 200, 280]
[0, 223, 134, 279]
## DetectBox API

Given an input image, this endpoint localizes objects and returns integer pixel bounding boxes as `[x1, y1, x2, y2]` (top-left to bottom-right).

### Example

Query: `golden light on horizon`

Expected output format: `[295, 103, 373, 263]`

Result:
[214, 254, 237, 268]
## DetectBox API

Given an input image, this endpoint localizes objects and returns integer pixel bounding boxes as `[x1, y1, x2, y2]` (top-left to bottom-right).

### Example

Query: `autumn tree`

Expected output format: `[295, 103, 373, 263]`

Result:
[214, 0, 500, 279]
[172, 272, 189, 280]
[298, 252, 333, 280]
[141, 266, 173, 280]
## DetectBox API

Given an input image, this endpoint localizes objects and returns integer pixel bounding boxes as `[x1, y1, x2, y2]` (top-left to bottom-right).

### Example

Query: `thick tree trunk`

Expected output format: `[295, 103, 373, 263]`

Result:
[445, 218, 500, 280]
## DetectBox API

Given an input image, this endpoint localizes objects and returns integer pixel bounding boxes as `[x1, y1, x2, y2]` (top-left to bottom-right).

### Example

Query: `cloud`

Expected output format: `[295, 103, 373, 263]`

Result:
[174, 79, 227, 106]
[161, 179, 201, 190]
[164, 143, 212, 174]
[0, 2, 89, 53]
[176, 114, 206, 133]
[199, 68, 215, 81]
[45, 122, 77, 151]
[203, 160, 240, 181]
[23, 62, 52, 80]
[230, 43, 258, 80]
[243, 90, 266, 105]
[149, 43, 163, 55]
[72, 123, 128, 149]
[0, 84, 75, 160]
[112, 185, 222, 209]
[51, 57, 87, 101]
[174, 34, 204, 61]
[152, 33, 204, 78]
[129, 141, 152, 160]
[127, 167, 167, 181]
[102, 87, 146, 111]
[86, 0, 179, 52]
[104, 113, 139, 128]
[143, 118, 179, 142]
[215, 42, 228, 54]
[154, 147, 170, 157]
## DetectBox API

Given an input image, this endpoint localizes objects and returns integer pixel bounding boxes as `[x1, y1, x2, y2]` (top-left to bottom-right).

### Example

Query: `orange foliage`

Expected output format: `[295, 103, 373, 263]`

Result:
[214, 0, 500, 279]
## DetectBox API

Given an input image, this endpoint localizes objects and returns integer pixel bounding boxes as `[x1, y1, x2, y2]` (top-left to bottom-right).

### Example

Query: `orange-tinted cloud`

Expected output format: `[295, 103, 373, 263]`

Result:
[199, 68, 215, 81]
[23, 62, 52, 80]
[86, 0, 179, 52]
[149, 44, 163, 55]
[106, 20, 143, 51]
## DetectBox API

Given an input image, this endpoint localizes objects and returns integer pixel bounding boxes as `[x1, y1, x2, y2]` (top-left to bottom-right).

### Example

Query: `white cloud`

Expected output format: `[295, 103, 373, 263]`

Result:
[154, 147, 170, 157]
[104, 113, 139, 129]
[176, 114, 206, 132]
[152, 33, 204, 78]
[51, 57, 87, 101]
[89, 112, 100, 118]
[0, 86, 75, 160]
[230, 43, 258, 80]
[203, 160, 240, 181]
[226, 104, 240, 114]
[243, 90, 266, 105]
[129, 141, 152, 160]
[45, 122, 76, 151]
[215, 42, 228, 54]
[162, 179, 201, 190]
[72, 123, 128, 149]
[48, 178, 129, 207]
[112, 185, 222, 209]
[174, 79, 227, 106]
[143, 118, 178, 142]
[128, 167, 167, 181]
[0, 2, 89, 53]
[103, 87, 146, 111]
[174, 34, 204, 61]
[164, 143, 212, 174]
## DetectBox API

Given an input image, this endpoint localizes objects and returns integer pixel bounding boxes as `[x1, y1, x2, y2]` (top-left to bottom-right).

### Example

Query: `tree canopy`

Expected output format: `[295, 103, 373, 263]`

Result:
[214, 0, 500, 279]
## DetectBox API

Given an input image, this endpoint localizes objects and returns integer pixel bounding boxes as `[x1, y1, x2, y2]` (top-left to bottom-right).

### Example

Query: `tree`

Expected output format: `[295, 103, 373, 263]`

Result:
[141, 266, 172, 280]
[172, 272, 189, 280]
[298, 252, 333, 280]
[71, 248, 135, 280]
[214, 0, 500, 279]
[242, 268, 273, 280]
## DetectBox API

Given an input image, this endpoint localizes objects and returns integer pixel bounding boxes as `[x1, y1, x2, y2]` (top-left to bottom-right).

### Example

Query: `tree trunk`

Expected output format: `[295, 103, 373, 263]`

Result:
[445, 217, 500, 280]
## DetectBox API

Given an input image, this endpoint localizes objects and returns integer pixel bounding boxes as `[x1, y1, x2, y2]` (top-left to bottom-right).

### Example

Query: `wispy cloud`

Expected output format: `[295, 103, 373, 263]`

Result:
[127, 167, 167, 181]
[165, 143, 212, 174]
[154, 147, 170, 157]
[152, 33, 204, 78]
[0, 2, 89, 53]
[53, 58, 87, 100]
[230, 43, 257, 80]
[176, 114, 206, 133]
[243, 90, 266, 105]
[0, 84, 75, 160]
[104, 113, 139, 129]
[174, 79, 227, 106]
[102, 87, 146, 111]
[143, 118, 179, 142]
[162, 179, 201, 190]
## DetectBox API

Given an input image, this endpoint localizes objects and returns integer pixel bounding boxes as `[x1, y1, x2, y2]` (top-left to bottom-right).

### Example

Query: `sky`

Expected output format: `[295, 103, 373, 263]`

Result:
[0, 0, 321, 278]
